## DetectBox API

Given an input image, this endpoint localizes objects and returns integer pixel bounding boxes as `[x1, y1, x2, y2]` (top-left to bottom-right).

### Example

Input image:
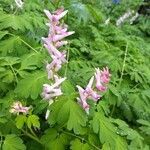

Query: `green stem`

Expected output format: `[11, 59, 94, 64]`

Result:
[119, 43, 128, 87]
[29, 128, 38, 139]
[9, 65, 18, 83]
[61, 130, 101, 150]
[50, 1, 56, 8]
[21, 129, 42, 145]
[13, 8, 18, 15]
[111, 43, 128, 116]
[19, 38, 38, 53]
[64, 46, 70, 77]
[0, 135, 3, 150]
[7, 33, 38, 53]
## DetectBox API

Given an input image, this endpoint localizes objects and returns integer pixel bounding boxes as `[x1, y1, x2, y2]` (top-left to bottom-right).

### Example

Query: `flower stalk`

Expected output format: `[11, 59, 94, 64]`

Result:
[41, 8, 74, 119]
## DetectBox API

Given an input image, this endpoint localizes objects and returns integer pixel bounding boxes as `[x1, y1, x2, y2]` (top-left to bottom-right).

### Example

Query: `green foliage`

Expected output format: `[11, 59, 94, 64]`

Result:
[27, 115, 40, 129]
[48, 95, 88, 134]
[15, 115, 27, 129]
[70, 139, 91, 150]
[91, 113, 127, 150]
[15, 71, 48, 99]
[2, 134, 26, 150]
[41, 128, 71, 150]
[137, 119, 150, 135]
[0, 0, 149, 149]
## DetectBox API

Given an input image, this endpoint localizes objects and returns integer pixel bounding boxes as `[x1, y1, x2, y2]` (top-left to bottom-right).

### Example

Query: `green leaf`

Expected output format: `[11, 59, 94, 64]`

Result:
[49, 96, 87, 134]
[3, 134, 26, 150]
[41, 128, 70, 150]
[15, 71, 48, 99]
[70, 139, 91, 150]
[102, 143, 111, 150]
[0, 31, 8, 39]
[0, 57, 20, 66]
[0, 12, 32, 31]
[0, 70, 14, 83]
[0, 36, 21, 56]
[110, 118, 144, 149]
[88, 133, 100, 148]
[27, 115, 40, 129]
[137, 119, 150, 135]
[91, 113, 127, 150]
[19, 52, 43, 71]
[15, 115, 27, 129]
[0, 113, 7, 124]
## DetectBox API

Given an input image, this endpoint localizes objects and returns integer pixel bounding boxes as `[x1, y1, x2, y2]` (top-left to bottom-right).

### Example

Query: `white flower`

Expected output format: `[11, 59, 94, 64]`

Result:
[15, 0, 24, 9]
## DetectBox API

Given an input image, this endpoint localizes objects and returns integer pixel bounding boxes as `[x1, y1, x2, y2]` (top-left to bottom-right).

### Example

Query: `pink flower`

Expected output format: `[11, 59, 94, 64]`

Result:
[76, 77, 100, 114]
[76, 85, 89, 113]
[100, 67, 111, 83]
[95, 67, 111, 92]
[42, 8, 74, 118]
[51, 31, 75, 42]
[77, 67, 111, 114]
[55, 41, 68, 48]
[85, 76, 101, 101]
[10, 101, 30, 114]
[41, 76, 66, 100]
[43, 40, 63, 57]
[44, 9, 68, 23]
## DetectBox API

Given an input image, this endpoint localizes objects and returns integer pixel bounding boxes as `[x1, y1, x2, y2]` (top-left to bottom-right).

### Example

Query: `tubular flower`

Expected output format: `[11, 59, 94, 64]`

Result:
[95, 67, 111, 92]
[41, 76, 66, 100]
[42, 8, 74, 119]
[15, 0, 24, 9]
[42, 8, 74, 79]
[77, 67, 111, 114]
[10, 101, 30, 115]
[76, 85, 89, 114]
[85, 76, 101, 101]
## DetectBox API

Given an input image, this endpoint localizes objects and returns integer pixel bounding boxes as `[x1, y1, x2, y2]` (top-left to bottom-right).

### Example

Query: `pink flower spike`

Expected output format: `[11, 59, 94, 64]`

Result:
[44, 9, 52, 21]
[46, 43, 62, 57]
[54, 8, 64, 15]
[54, 26, 68, 34]
[76, 85, 88, 102]
[100, 67, 111, 84]
[52, 31, 75, 42]
[42, 88, 63, 100]
[86, 76, 94, 90]
[77, 98, 89, 114]
[84, 76, 100, 101]
[55, 41, 68, 48]
[90, 91, 101, 101]
[51, 77, 66, 89]
[55, 10, 68, 20]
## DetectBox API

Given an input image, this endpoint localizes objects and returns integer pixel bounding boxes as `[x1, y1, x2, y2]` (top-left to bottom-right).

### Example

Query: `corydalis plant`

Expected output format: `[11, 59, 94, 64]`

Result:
[41, 8, 74, 119]
[77, 67, 111, 114]
[10, 101, 31, 115]
[42, 8, 74, 79]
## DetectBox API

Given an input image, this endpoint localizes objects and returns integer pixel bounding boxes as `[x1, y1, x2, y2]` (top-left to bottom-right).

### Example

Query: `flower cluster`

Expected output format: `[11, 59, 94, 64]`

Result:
[77, 67, 111, 114]
[15, 0, 24, 9]
[130, 12, 139, 24]
[10, 101, 30, 115]
[42, 8, 74, 80]
[41, 8, 74, 119]
[116, 10, 134, 26]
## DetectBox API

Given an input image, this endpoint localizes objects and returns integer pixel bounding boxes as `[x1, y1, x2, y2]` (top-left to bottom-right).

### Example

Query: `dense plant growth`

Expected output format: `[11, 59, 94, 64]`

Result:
[0, 0, 150, 149]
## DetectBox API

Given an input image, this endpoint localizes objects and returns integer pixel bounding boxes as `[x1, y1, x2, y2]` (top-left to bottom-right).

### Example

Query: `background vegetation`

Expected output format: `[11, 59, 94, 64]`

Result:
[0, 0, 149, 149]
